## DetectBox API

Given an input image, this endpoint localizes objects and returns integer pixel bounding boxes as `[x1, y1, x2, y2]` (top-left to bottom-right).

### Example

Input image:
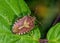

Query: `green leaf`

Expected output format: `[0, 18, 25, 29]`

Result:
[0, 0, 40, 43]
[47, 23, 60, 43]
[0, 25, 40, 43]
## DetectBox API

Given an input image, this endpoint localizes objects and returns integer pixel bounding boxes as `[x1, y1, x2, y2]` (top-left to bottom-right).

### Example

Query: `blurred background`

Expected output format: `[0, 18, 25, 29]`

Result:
[25, 0, 60, 38]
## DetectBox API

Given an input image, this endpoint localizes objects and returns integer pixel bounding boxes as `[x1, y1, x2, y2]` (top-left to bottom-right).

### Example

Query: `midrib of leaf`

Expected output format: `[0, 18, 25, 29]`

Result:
[0, 0, 21, 29]
[5, 0, 19, 16]
[1, 0, 21, 19]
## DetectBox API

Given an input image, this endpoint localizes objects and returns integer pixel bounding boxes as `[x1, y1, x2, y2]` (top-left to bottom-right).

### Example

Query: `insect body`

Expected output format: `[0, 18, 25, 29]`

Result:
[12, 16, 35, 35]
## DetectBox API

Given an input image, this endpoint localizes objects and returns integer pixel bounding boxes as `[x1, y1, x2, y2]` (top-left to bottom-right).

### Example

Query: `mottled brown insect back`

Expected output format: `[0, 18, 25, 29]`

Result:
[12, 16, 35, 35]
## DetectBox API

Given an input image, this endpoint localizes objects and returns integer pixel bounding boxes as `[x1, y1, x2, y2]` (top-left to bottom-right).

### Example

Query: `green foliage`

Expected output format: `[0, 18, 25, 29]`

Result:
[47, 23, 60, 43]
[0, 0, 40, 43]
[0, 25, 40, 43]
